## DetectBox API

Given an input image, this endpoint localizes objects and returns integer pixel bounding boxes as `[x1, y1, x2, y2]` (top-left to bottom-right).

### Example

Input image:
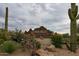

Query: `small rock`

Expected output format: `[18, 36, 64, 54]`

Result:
[45, 45, 56, 52]
[33, 49, 54, 56]
[0, 53, 9, 56]
[62, 44, 67, 49]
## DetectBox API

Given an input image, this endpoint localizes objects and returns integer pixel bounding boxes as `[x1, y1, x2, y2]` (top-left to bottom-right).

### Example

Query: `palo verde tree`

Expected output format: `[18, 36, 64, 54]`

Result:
[68, 3, 79, 52]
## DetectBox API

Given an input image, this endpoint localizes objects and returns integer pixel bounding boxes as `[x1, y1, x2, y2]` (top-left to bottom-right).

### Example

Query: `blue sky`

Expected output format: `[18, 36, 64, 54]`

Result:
[0, 3, 79, 33]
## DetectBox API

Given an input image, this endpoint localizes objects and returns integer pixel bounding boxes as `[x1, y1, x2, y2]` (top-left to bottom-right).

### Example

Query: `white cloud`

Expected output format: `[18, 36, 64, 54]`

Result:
[0, 3, 79, 33]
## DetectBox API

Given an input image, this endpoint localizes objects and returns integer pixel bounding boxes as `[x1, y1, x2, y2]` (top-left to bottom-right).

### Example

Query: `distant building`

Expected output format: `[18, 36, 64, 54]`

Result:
[24, 26, 53, 38]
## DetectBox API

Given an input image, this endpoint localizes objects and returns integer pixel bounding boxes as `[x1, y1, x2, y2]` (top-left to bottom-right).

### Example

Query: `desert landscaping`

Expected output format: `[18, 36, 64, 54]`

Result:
[0, 3, 79, 56]
[1, 38, 79, 56]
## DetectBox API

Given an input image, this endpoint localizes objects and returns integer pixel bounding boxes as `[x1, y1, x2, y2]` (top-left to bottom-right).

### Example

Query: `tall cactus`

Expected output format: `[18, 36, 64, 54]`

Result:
[5, 7, 8, 31]
[4, 7, 8, 40]
[68, 3, 78, 52]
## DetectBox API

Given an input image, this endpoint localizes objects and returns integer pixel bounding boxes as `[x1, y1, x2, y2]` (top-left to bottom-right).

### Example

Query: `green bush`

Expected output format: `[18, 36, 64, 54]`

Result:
[31, 38, 41, 49]
[0, 41, 20, 53]
[51, 34, 63, 48]
[11, 30, 23, 43]
[62, 33, 70, 38]
[0, 39, 5, 45]
[0, 31, 6, 40]
[0, 30, 11, 41]
[24, 36, 41, 49]
[36, 41, 41, 49]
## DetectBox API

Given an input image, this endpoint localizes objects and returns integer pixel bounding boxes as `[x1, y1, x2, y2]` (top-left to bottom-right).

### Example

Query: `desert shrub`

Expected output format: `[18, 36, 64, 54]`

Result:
[77, 36, 79, 44]
[0, 39, 5, 45]
[51, 34, 63, 48]
[11, 29, 23, 43]
[0, 31, 6, 40]
[24, 36, 41, 50]
[62, 33, 70, 38]
[30, 38, 41, 49]
[36, 41, 41, 49]
[0, 30, 11, 41]
[0, 41, 21, 53]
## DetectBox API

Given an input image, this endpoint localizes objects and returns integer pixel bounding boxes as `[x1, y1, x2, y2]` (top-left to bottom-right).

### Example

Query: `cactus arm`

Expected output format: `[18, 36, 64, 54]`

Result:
[68, 9, 74, 21]
[76, 14, 79, 19]
[73, 5, 78, 18]
[73, 6, 78, 20]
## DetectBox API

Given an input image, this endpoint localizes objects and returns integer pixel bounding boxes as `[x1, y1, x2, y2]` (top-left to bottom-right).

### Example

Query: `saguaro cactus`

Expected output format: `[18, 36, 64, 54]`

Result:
[5, 7, 8, 31]
[68, 3, 78, 52]
[4, 7, 8, 40]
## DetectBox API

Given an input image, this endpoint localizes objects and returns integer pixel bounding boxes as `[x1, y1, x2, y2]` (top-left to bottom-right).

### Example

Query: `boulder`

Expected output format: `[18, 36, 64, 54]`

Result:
[45, 44, 56, 52]
[32, 49, 54, 56]
[62, 44, 68, 49]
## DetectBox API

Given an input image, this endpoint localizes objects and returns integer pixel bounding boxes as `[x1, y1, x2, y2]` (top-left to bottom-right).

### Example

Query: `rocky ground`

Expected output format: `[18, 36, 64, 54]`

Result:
[31, 45, 79, 56]
[32, 38, 79, 56]
[1, 38, 79, 56]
